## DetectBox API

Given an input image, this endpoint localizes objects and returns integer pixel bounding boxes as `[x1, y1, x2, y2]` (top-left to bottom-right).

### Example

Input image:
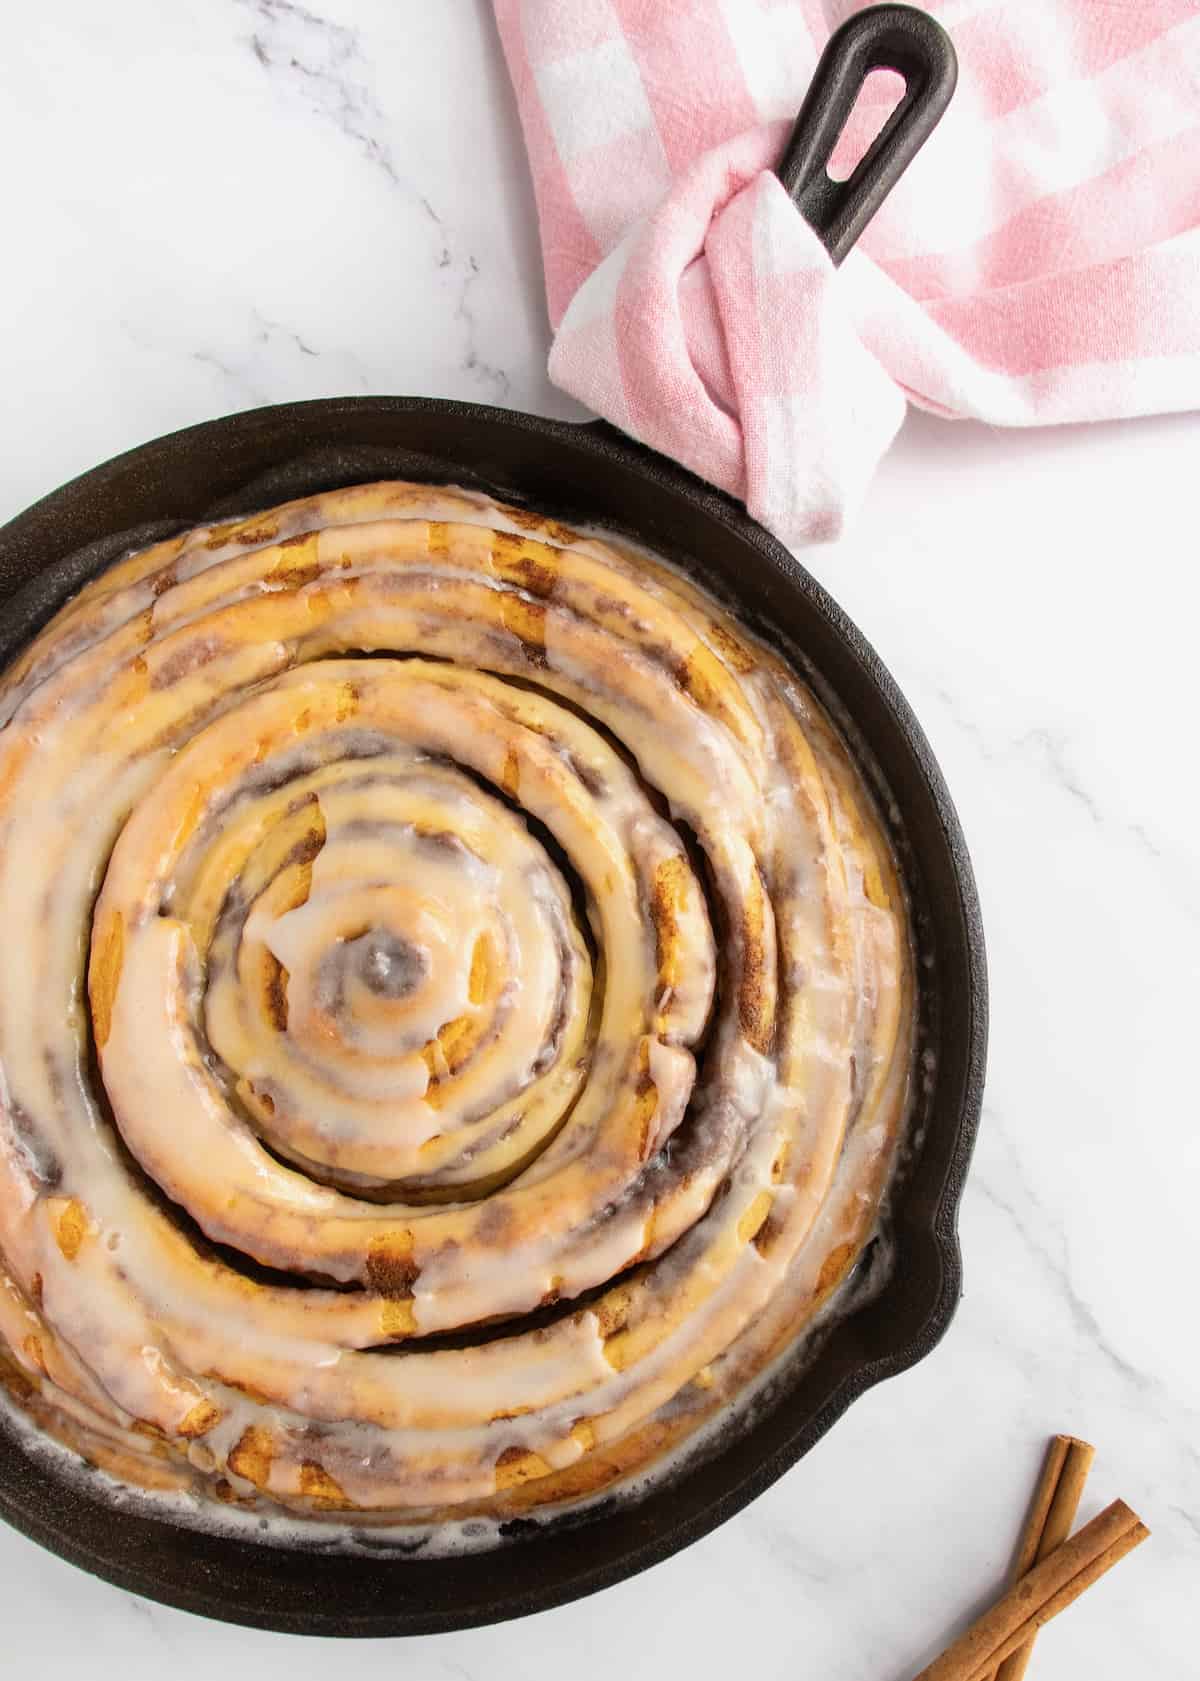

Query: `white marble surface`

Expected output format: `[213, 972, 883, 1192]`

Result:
[1, 2, 1197, 1674]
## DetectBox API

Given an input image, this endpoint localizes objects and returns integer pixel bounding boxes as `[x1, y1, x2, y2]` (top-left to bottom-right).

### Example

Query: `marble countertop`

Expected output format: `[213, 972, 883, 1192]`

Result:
[2, 3, 1196, 1675]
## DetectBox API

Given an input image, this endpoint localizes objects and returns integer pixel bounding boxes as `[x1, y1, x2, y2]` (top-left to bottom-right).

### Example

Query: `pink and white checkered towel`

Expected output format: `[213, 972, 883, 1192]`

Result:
[494, 1, 1200, 545]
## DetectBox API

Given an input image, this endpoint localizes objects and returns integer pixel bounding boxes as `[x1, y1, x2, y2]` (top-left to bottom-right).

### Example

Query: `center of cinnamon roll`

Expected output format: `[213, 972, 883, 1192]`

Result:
[155, 745, 601, 1200]
[352, 930, 428, 1000]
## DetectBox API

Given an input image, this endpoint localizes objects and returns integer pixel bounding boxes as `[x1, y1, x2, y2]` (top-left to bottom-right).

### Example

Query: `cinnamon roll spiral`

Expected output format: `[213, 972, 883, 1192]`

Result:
[0, 482, 913, 1533]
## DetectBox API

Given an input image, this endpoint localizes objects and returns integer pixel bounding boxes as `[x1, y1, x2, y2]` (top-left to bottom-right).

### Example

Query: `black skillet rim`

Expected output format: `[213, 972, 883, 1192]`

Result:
[0, 396, 988, 1636]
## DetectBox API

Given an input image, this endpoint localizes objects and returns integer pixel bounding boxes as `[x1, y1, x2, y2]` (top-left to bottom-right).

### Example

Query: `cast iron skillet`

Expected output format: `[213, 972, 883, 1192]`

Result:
[0, 7, 985, 1636]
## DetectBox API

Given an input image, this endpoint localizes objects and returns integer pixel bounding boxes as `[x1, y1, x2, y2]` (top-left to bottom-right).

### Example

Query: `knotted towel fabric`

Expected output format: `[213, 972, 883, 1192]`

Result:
[494, 1, 1200, 545]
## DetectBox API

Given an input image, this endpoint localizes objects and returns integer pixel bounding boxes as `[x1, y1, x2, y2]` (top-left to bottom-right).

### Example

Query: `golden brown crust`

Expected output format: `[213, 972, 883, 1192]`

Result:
[0, 481, 912, 1534]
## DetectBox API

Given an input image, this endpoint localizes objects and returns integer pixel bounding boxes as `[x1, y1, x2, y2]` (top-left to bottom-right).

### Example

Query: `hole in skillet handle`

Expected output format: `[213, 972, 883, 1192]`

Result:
[775, 3, 957, 267]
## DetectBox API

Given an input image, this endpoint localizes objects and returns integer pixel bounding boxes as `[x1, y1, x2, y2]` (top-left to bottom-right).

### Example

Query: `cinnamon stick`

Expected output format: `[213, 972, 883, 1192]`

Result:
[984, 1434, 1095, 1681]
[913, 1499, 1149, 1681]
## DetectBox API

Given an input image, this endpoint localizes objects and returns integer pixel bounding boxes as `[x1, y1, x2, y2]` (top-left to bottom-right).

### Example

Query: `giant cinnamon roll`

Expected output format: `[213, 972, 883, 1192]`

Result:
[0, 482, 912, 1536]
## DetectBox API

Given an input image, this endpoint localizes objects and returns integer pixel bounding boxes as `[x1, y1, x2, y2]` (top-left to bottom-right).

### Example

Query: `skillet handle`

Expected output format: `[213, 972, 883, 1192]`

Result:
[776, 4, 956, 267]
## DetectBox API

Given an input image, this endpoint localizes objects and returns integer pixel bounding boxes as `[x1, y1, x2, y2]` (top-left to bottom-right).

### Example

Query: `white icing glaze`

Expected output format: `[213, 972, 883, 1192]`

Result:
[0, 481, 913, 1538]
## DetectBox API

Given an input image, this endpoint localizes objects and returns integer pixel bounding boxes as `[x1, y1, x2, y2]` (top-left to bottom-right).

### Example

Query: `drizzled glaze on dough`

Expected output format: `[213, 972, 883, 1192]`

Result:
[0, 482, 913, 1534]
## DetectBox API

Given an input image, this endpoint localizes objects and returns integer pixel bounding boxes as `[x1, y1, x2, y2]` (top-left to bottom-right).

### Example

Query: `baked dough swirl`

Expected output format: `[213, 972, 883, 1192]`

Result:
[0, 482, 913, 1532]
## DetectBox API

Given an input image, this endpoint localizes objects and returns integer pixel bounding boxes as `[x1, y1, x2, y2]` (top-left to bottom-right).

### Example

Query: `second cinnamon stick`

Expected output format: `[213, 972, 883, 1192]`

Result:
[914, 1498, 1149, 1681]
[988, 1434, 1095, 1681]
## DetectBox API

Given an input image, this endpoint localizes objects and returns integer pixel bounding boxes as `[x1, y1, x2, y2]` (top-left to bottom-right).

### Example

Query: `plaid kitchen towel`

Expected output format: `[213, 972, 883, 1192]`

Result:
[494, 0, 1200, 544]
